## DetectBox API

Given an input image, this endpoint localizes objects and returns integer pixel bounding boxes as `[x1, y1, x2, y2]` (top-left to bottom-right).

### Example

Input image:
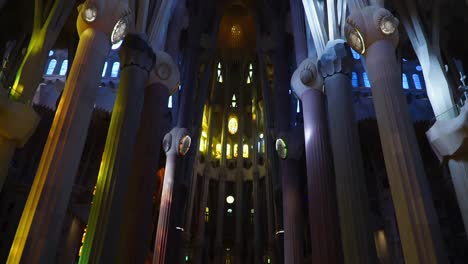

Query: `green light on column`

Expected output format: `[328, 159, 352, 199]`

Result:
[185, 255, 189, 262]
[267, 257, 271, 263]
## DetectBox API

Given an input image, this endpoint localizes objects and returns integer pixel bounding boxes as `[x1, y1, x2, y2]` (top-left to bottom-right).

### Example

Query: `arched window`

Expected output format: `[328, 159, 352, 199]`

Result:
[102, 62, 108, 77]
[243, 144, 249, 158]
[413, 74, 422, 90]
[363, 72, 370, 87]
[46, 59, 57, 75]
[217, 62, 223, 83]
[352, 72, 359, 87]
[351, 48, 360, 59]
[246, 63, 253, 84]
[48, 50, 54, 56]
[296, 99, 301, 113]
[168, 95, 173, 108]
[231, 94, 237, 108]
[111, 62, 120, 77]
[402, 74, 409, 89]
[59, 60, 68, 76]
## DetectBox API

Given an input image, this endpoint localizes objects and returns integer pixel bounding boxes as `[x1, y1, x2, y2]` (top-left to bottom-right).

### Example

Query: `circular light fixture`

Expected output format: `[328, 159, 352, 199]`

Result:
[178, 135, 192, 156]
[111, 16, 129, 44]
[111, 39, 123, 50]
[82, 5, 97, 23]
[380, 15, 398, 35]
[259, 133, 264, 139]
[163, 134, 172, 153]
[226, 196, 235, 204]
[346, 27, 365, 55]
[275, 138, 288, 160]
[228, 116, 238, 135]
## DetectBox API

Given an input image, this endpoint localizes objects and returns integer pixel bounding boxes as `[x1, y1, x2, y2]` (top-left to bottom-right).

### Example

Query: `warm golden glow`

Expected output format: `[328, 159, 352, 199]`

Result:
[243, 144, 249, 158]
[226, 144, 232, 159]
[228, 116, 238, 135]
[215, 143, 222, 159]
[234, 144, 238, 158]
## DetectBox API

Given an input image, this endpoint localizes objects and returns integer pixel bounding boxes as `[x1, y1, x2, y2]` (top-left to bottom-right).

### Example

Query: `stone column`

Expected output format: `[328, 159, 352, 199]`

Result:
[79, 33, 155, 263]
[116, 51, 179, 263]
[427, 104, 468, 233]
[318, 39, 376, 264]
[8, 2, 129, 262]
[0, 97, 39, 191]
[153, 127, 192, 264]
[289, 0, 308, 64]
[291, 59, 343, 263]
[214, 170, 226, 263]
[275, 130, 304, 264]
[253, 169, 262, 264]
[346, 6, 448, 264]
[234, 169, 244, 264]
[193, 166, 211, 264]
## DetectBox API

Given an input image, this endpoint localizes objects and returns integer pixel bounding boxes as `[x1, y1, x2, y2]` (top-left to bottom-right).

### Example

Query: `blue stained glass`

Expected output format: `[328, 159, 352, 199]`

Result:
[102, 62, 108, 77]
[168, 95, 173, 108]
[352, 72, 359, 87]
[351, 48, 360, 59]
[363, 72, 370, 87]
[46, 59, 57, 75]
[416, 65, 422, 71]
[402, 74, 409, 89]
[111, 62, 120, 77]
[413, 74, 422, 90]
[59, 60, 68, 76]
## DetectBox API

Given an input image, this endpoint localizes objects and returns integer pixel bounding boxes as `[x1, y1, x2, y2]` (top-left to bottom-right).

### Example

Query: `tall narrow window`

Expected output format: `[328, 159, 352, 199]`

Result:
[111, 62, 120, 77]
[59, 60, 68, 76]
[168, 95, 173, 108]
[296, 100, 301, 113]
[352, 72, 359, 87]
[102, 62, 108, 77]
[46, 59, 57, 75]
[217, 62, 223, 83]
[412, 74, 422, 90]
[243, 144, 249, 158]
[363, 72, 371, 87]
[402, 74, 409, 89]
[246, 63, 253, 84]
[231, 94, 237, 108]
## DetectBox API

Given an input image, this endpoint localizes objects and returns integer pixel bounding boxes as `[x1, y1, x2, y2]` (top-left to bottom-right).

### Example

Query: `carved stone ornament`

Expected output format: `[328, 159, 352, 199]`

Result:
[291, 58, 323, 100]
[148, 50, 180, 95]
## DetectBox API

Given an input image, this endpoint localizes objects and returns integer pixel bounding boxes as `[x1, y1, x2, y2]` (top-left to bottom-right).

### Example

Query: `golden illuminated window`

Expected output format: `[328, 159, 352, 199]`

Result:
[205, 207, 210, 222]
[234, 144, 238, 158]
[215, 143, 222, 159]
[243, 144, 249, 158]
[226, 144, 232, 159]
[199, 131, 208, 152]
[217, 62, 223, 83]
[228, 115, 238, 134]
[246, 63, 253, 84]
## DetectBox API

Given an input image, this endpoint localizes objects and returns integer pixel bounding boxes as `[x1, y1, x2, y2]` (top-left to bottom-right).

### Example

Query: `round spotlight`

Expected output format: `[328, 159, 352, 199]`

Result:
[178, 135, 192, 156]
[226, 195, 235, 204]
[275, 138, 288, 160]
[82, 5, 97, 23]
[111, 16, 129, 44]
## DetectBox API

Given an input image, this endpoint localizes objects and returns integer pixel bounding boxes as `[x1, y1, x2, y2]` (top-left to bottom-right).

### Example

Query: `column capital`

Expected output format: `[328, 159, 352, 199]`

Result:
[119, 33, 155, 72]
[148, 50, 180, 95]
[291, 58, 323, 100]
[345, 5, 399, 55]
[0, 97, 39, 147]
[318, 40, 354, 78]
[163, 127, 191, 156]
[427, 104, 468, 161]
[77, 0, 131, 42]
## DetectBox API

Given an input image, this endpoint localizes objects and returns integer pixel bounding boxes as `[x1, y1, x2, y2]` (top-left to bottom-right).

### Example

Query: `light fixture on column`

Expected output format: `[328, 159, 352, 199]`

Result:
[111, 15, 130, 44]
[82, 4, 97, 23]
[379, 15, 399, 35]
[228, 115, 238, 134]
[275, 138, 288, 160]
[178, 135, 192, 156]
[226, 195, 235, 204]
[345, 19, 365, 54]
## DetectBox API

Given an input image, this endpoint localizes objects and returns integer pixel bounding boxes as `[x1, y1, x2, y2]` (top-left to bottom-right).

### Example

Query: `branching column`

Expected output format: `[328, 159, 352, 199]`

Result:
[346, 6, 448, 264]
[7, 2, 129, 262]
[79, 33, 155, 263]
[318, 39, 376, 264]
[291, 58, 343, 263]
[427, 104, 468, 233]
[153, 127, 191, 264]
[116, 51, 179, 263]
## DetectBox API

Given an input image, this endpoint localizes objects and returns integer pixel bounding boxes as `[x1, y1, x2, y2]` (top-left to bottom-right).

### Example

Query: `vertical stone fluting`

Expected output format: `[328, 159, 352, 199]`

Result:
[253, 170, 262, 264]
[153, 127, 190, 264]
[346, 6, 448, 264]
[79, 33, 155, 263]
[116, 50, 179, 263]
[7, 25, 111, 264]
[289, 0, 308, 64]
[214, 171, 226, 263]
[319, 40, 376, 264]
[291, 58, 343, 263]
[193, 166, 211, 264]
[234, 169, 243, 264]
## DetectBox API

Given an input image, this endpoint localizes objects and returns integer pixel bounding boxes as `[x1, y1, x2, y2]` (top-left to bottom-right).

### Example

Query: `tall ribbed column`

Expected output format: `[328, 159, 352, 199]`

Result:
[116, 51, 179, 263]
[427, 104, 468, 233]
[346, 6, 448, 264]
[289, 0, 308, 64]
[153, 127, 191, 264]
[79, 33, 155, 263]
[193, 166, 211, 264]
[6, 2, 129, 261]
[291, 58, 343, 263]
[253, 169, 262, 264]
[0, 98, 39, 191]
[276, 130, 304, 264]
[214, 170, 226, 263]
[234, 169, 243, 264]
[319, 40, 376, 264]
